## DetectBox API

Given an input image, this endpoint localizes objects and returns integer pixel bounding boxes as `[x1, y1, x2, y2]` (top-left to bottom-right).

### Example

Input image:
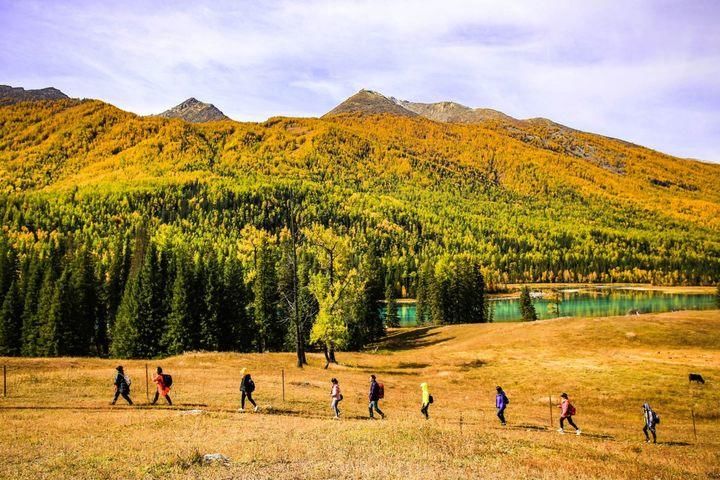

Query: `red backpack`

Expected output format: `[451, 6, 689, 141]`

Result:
[568, 403, 577, 416]
[377, 383, 385, 399]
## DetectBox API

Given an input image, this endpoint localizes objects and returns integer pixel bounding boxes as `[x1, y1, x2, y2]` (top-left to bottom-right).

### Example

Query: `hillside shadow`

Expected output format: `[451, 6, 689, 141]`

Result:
[375, 327, 451, 352]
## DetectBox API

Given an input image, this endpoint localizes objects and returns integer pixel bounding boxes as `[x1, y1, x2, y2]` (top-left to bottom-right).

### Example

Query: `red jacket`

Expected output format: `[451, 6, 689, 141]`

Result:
[154, 374, 170, 396]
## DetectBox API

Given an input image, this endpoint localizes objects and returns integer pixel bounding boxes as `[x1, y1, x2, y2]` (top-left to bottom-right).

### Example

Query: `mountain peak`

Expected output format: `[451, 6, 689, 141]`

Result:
[323, 89, 418, 117]
[398, 99, 515, 123]
[0, 84, 70, 105]
[324, 90, 517, 124]
[159, 97, 228, 123]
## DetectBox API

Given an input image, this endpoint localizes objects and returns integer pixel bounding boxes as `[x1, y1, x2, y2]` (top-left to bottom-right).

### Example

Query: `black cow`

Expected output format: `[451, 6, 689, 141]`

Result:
[689, 373, 705, 384]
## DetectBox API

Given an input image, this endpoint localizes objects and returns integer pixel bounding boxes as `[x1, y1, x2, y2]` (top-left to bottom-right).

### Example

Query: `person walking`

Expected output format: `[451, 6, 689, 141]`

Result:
[557, 392, 581, 435]
[151, 366, 173, 405]
[420, 382, 432, 420]
[239, 368, 258, 412]
[330, 378, 343, 419]
[496, 386, 509, 425]
[111, 366, 133, 405]
[368, 374, 385, 419]
[642, 403, 659, 443]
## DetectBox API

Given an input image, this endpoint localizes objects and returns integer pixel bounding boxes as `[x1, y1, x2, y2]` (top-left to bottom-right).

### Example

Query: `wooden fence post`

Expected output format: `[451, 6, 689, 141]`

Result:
[460, 412, 463, 434]
[145, 364, 149, 403]
[549, 394, 553, 427]
[691, 408, 698, 443]
[282, 369, 285, 402]
[3, 365, 6, 397]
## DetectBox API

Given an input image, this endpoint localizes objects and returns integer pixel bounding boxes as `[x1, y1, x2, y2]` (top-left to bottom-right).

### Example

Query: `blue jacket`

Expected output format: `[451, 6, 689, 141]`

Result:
[369, 380, 380, 401]
[496, 392, 508, 409]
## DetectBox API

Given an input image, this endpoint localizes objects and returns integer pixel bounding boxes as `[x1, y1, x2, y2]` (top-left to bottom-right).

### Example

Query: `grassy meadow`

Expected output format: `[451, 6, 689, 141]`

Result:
[1, 310, 719, 479]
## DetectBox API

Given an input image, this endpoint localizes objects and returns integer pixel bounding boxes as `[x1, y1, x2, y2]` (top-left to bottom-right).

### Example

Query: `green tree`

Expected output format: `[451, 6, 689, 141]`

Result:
[21, 256, 44, 356]
[218, 255, 251, 352]
[111, 243, 164, 358]
[199, 254, 222, 351]
[253, 239, 282, 352]
[519, 286, 538, 321]
[547, 289, 563, 317]
[309, 270, 361, 368]
[0, 281, 23, 355]
[163, 255, 195, 355]
[384, 281, 400, 328]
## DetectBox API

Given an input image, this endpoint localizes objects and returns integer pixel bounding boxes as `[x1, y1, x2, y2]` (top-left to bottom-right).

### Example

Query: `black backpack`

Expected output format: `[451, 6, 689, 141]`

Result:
[247, 378, 255, 393]
[429, 395, 434, 404]
[162, 373, 173, 388]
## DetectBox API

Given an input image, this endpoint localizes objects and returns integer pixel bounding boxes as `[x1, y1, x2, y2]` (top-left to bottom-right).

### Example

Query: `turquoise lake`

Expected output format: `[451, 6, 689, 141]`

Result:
[387, 288, 718, 326]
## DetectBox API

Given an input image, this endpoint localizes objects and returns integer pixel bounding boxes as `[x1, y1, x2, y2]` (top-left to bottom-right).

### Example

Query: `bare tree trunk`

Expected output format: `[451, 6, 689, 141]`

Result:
[289, 205, 306, 369]
[323, 344, 331, 369]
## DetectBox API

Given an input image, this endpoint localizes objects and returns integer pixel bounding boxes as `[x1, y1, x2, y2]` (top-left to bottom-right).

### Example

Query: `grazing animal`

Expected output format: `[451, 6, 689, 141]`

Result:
[689, 373, 705, 384]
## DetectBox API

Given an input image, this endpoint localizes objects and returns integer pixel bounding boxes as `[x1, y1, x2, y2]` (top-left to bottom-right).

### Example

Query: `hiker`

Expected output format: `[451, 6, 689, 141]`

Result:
[368, 374, 385, 419]
[643, 403, 659, 443]
[239, 368, 258, 412]
[557, 392, 581, 435]
[496, 386, 509, 425]
[420, 382, 432, 419]
[151, 366, 173, 405]
[330, 378, 343, 419]
[111, 365, 133, 405]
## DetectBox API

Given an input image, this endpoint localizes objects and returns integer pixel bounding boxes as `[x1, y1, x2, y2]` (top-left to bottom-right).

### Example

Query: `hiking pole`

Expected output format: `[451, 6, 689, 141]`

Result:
[691, 408, 698, 443]
[145, 364, 150, 403]
[282, 369, 285, 403]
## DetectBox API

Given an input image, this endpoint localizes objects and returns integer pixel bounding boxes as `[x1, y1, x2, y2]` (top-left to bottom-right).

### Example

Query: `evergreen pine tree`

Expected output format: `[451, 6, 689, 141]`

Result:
[21, 255, 44, 356]
[111, 243, 164, 358]
[519, 286, 538, 321]
[361, 249, 385, 340]
[199, 254, 221, 351]
[163, 255, 194, 355]
[36, 265, 58, 356]
[384, 281, 400, 328]
[415, 262, 429, 325]
[105, 237, 132, 334]
[253, 239, 282, 352]
[218, 256, 250, 351]
[0, 280, 23, 355]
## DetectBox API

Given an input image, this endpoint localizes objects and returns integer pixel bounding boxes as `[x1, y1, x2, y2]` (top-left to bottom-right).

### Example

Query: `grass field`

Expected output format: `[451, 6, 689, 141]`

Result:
[1, 310, 719, 479]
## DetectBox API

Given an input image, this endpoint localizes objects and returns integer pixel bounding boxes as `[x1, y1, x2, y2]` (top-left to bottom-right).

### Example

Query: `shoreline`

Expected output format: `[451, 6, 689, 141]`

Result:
[391, 284, 717, 303]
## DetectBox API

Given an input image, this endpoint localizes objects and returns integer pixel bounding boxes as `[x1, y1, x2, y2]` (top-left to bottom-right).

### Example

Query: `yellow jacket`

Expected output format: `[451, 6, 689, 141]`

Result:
[421, 382, 430, 405]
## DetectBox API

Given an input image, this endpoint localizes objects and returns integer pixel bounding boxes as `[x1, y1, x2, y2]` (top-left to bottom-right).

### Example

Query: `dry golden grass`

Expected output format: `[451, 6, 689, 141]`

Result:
[1, 310, 719, 479]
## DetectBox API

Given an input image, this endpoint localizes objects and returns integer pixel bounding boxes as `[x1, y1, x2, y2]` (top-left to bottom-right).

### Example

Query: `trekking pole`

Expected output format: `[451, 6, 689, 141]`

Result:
[549, 394, 553, 427]
[691, 408, 698, 443]
[282, 369, 285, 403]
[145, 364, 150, 403]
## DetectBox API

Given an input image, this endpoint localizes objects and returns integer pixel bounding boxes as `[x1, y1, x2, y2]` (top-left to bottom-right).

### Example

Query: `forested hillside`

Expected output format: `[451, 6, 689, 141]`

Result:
[0, 97, 718, 358]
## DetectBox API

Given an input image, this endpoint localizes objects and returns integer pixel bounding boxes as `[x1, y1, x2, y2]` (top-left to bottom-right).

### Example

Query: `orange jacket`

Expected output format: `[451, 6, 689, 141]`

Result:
[153, 374, 170, 396]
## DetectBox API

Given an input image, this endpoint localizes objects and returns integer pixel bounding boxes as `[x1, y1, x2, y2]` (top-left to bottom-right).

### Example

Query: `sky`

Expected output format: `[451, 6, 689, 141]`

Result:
[1, 0, 719, 162]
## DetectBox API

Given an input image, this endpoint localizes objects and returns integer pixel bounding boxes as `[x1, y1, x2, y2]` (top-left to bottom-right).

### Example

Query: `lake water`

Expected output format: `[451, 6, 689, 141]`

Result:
[390, 288, 718, 326]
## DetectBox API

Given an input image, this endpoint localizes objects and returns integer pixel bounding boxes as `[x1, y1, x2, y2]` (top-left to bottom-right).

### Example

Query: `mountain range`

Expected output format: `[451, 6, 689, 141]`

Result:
[0, 85, 69, 106]
[0, 83, 719, 285]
